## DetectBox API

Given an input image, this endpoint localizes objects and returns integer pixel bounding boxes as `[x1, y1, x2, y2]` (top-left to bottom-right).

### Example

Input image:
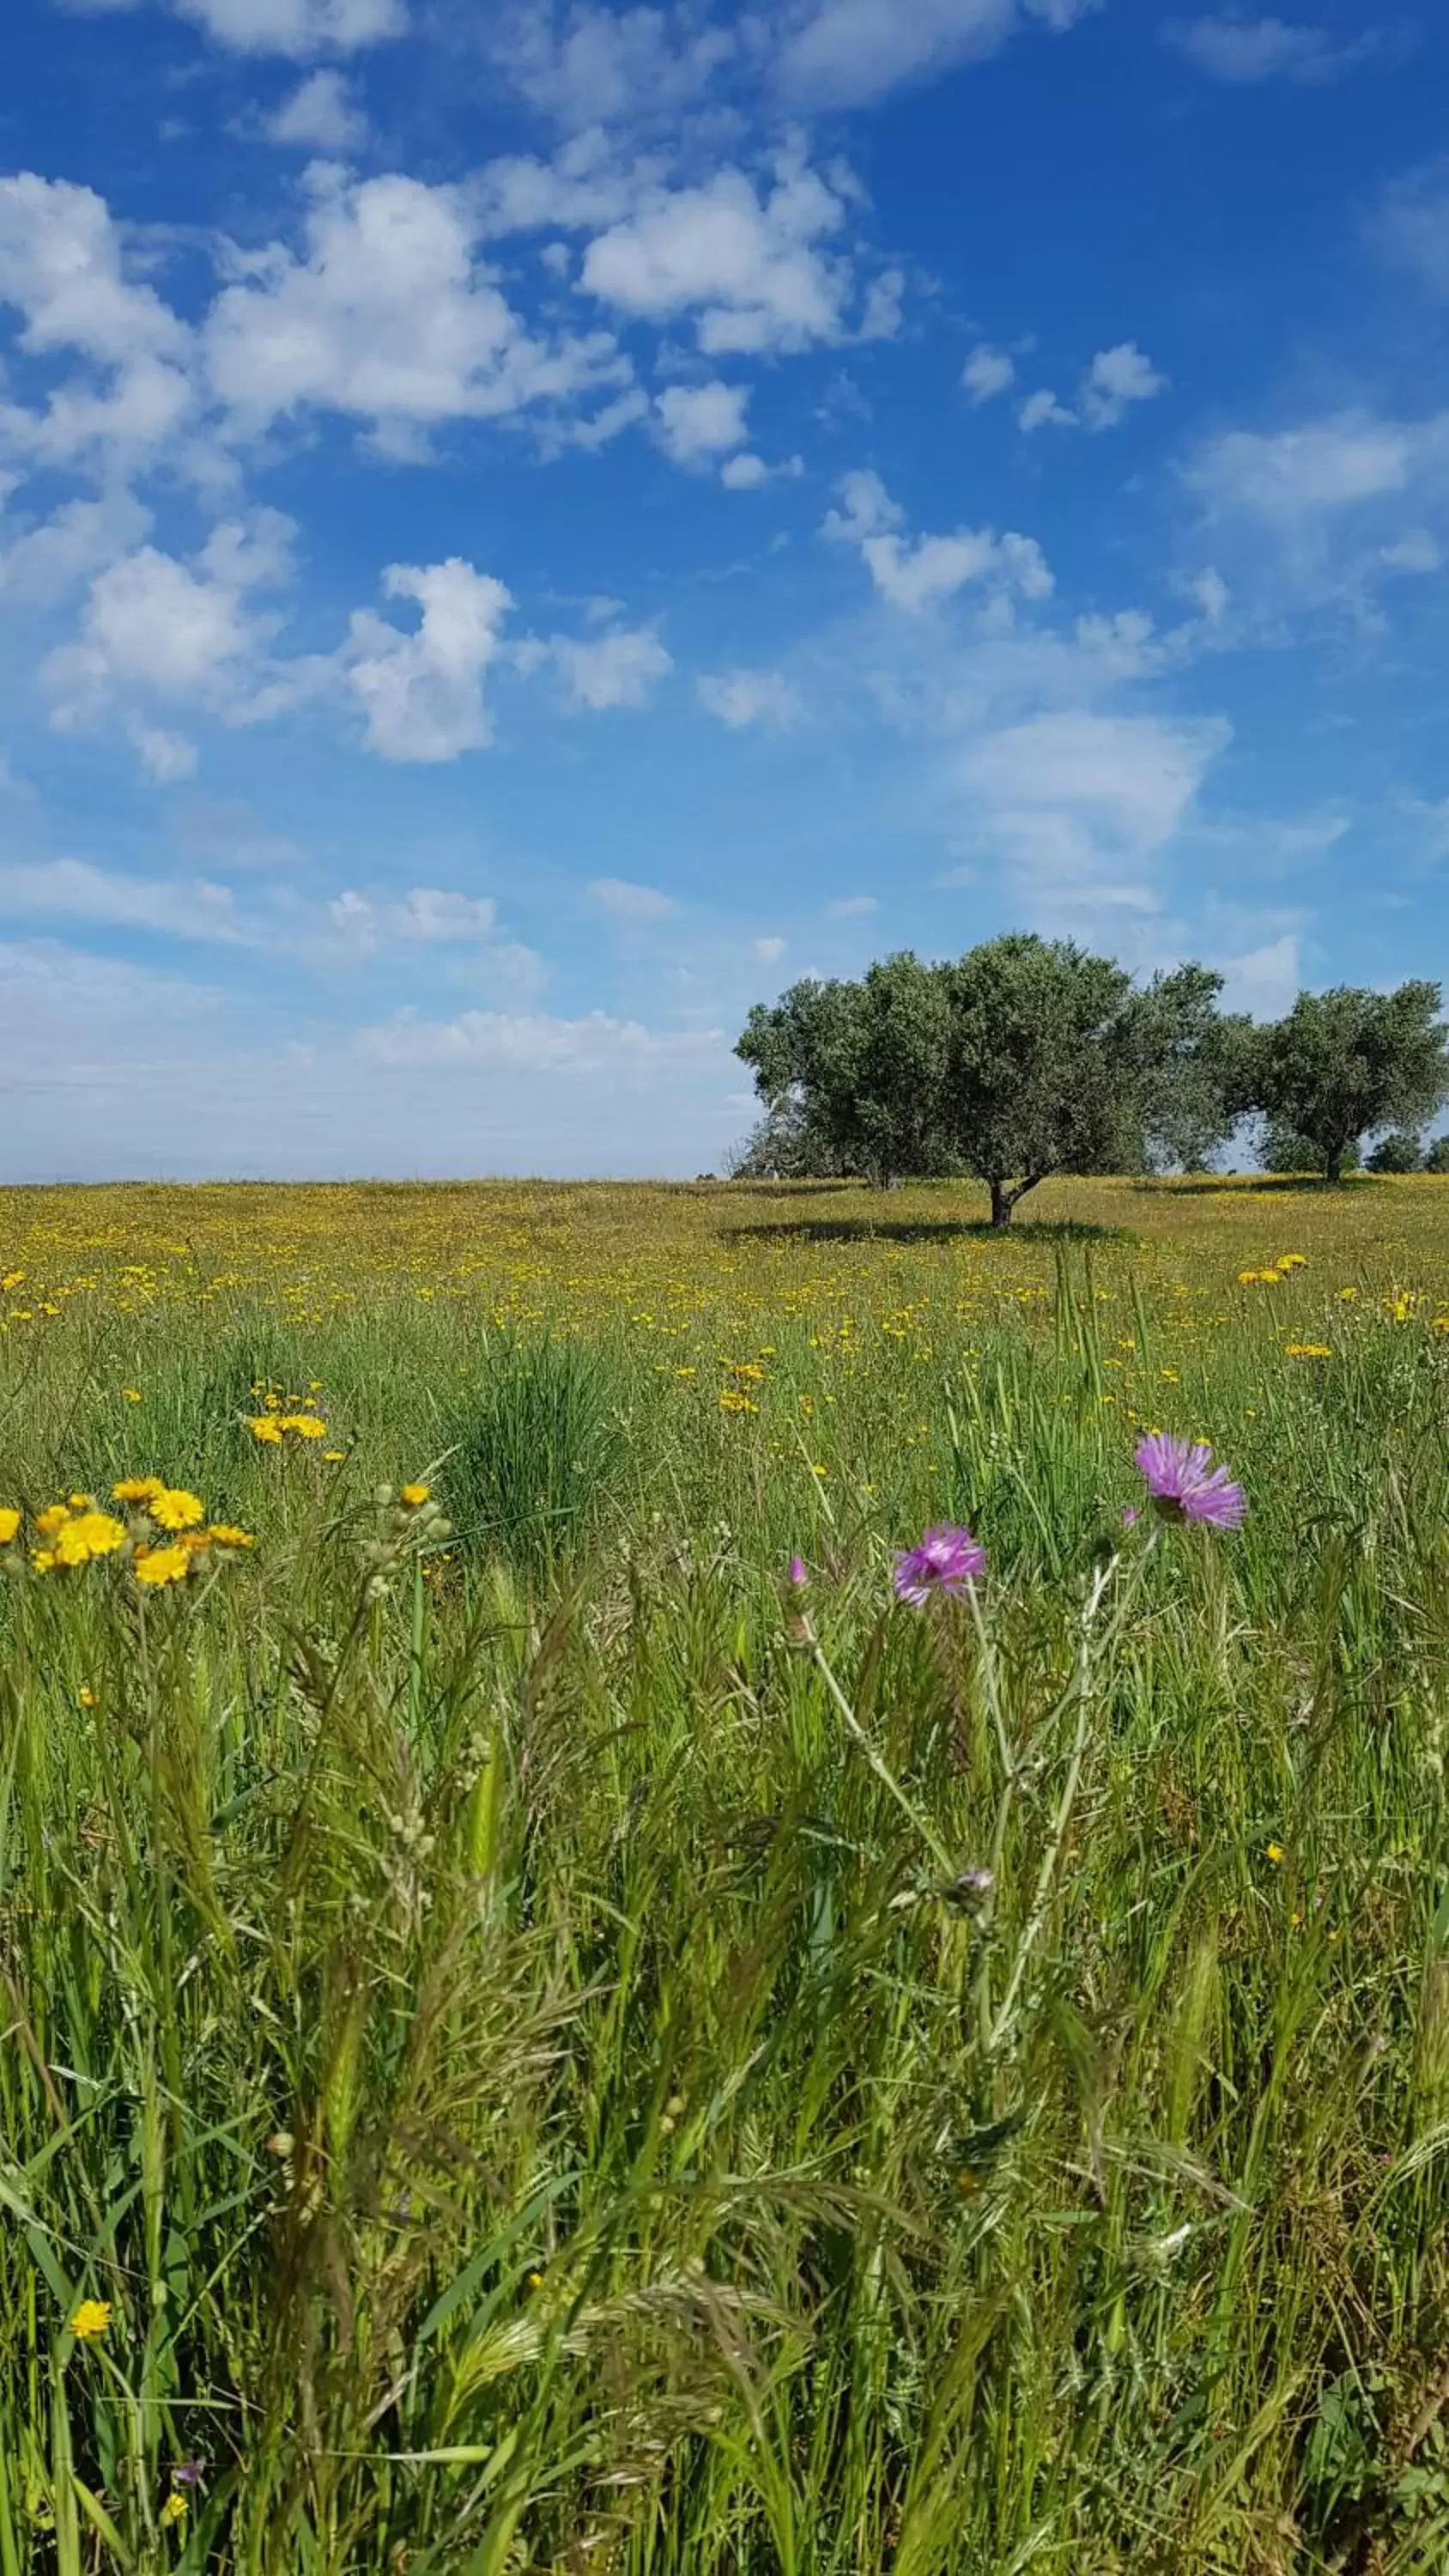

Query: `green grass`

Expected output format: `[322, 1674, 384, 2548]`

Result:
[0, 1187, 1447, 2571]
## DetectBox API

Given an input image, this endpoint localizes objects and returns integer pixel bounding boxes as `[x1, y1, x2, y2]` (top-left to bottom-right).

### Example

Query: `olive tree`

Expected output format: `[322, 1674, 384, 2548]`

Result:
[1252, 984, 1449, 1185]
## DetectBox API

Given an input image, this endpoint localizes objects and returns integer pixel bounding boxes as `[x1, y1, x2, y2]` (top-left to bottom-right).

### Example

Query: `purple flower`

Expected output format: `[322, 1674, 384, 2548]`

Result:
[893, 1524, 986, 1604]
[787, 1553, 809, 1589]
[1135, 1434, 1246, 1531]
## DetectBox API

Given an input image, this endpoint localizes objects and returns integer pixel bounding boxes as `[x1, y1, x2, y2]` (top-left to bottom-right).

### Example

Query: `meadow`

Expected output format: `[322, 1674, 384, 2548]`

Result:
[3, 1171, 1449, 2573]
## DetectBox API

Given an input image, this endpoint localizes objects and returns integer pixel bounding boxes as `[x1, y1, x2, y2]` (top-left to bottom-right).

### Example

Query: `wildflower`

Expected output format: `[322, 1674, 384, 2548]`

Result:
[787, 1553, 808, 1588]
[33, 1504, 69, 1539]
[122, 1388, 142, 1403]
[1122, 1505, 1139, 1528]
[53, 1511, 126, 1566]
[1276, 1254, 1307, 1271]
[113, 1475, 165, 1504]
[893, 1525, 986, 1604]
[1265, 1841, 1285, 1865]
[159, 2494, 187, 2529]
[323, 1449, 346, 1461]
[70, 2299, 112, 2341]
[170, 2461, 206, 2491]
[247, 1416, 284, 1443]
[67, 1492, 94, 1510]
[78, 1685, 97, 1708]
[400, 1482, 431, 1507]
[1285, 1344, 1333, 1360]
[1135, 1434, 1246, 1530]
[278, 1413, 326, 1440]
[133, 1545, 192, 1589]
[206, 1523, 254, 1549]
[149, 1488, 204, 1531]
[0, 1508, 19, 1546]
[31, 1550, 57, 1574]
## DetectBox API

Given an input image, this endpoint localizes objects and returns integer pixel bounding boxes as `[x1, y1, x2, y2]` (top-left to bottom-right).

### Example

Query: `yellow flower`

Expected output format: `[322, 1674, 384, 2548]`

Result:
[33, 1504, 70, 1538]
[1237, 1269, 1259, 1286]
[150, 1488, 204, 1532]
[323, 1449, 346, 1461]
[53, 1511, 126, 1566]
[1285, 1344, 1333, 1360]
[159, 2494, 187, 2529]
[113, 1475, 165, 1504]
[1265, 1841, 1285, 1865]
[70, 2299, 112, 2341]
[400, 1482, 430, 1506]
[1337, 1285, 1357, 1301]
[1276, 1253, 1307, 1270]
[248, 1416, 284, 1443]
[134, 1545, 192, 1589]
[279, 1413, 326, 1439]
[78, 1685, 97, 1709]
[206, 1523, 254, 1550]
[31, 1549, 57, 1574]
[67, 1492, 94, 1510]
[122, 1388, 142, 1403]
[0, 1508, 19, 1546]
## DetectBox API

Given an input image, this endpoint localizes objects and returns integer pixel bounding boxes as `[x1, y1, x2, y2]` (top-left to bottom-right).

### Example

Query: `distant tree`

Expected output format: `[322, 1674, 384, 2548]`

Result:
[1367, 1130, 1424, 1174]
[942, 937, 1234, 1225]
[1131, 964, 1254, 1173]
[1425, 1135, 1449, 1176]
[726, 1095, 848, 1181]
[1252, 984, 1449, 1185]
[735, 952, 955, 1186]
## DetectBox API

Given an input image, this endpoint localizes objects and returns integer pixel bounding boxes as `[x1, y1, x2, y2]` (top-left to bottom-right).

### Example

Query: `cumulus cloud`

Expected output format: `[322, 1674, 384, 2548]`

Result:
[1220, 932, 1300, 1018]
[589, 876, 676, 920]
[1375, 160, 1449, 300]
[64, 0, 406, 59]
[697, 668, 804, 730]
[1019, 387, 1076, 434]
[549, 625, 672, 709]
[40, 513, 294, 746]
[356, 1002, 724, 1078]
[1188, 415, 1420, 518]
[1080, 340, 1167, 428]
[1165, 15, 1379, 83]
[653, 379, 750, 466]
[264, 69, 370, 147]
[579, 157, 852, 355]
[342, 558, 513, 761]
[826, 893, 879, 916]
[963, 343, 1015, 404]
[822, 468, 1052, 612]
[205, 167, 630, 445]
[0, 172, 194, 472]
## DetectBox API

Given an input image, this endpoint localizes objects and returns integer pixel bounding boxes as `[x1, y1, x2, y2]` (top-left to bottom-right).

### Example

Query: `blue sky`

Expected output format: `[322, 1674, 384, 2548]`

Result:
[2, 0, 1447, 1178]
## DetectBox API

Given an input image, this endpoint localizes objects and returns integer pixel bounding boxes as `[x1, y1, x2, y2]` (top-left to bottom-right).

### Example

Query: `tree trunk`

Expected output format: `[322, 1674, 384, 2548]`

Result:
[990, 1179, 1012, 1230]
[1324, 1148, 1345, 1186]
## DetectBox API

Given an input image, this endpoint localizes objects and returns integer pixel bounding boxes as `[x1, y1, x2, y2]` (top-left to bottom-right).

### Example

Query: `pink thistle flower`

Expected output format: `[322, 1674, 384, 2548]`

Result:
[893, 1524, 986, 1604]
[787, 1553, 809, 1589]
[1135, 1434, 1246, 1531]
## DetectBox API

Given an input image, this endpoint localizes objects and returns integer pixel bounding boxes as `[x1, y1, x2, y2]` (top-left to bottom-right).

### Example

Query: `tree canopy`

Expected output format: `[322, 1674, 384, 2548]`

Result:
[735, 939, 1449, 1214]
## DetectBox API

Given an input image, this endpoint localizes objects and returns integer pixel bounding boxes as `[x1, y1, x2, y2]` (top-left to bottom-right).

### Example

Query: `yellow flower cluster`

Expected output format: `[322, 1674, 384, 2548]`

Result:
[0, 1481, 254, 1584]
[1284, 1343, 1334, 1360]
[248, 1412, 328, 1444]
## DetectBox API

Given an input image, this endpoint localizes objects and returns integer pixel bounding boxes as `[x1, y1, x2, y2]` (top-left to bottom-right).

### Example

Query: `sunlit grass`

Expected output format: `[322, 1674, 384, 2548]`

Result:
[1, 1175, 1448, 2570]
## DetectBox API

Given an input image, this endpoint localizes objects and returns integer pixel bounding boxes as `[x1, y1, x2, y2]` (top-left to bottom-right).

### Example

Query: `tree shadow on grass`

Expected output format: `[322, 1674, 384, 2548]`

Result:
[1131, 1175, 1379, 1198]
[723, 1216, 1137, 1248]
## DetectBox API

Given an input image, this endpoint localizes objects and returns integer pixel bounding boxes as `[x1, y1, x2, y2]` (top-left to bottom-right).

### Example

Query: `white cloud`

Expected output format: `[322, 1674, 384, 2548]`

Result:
[1166, 15, 1379, 83]
[754, 934, 786, 962]
[963, 343, 1015, 404]
[826, 893, 879, 916]
[589, 876, 676, 921]
[823, 469, 1052, 612]
[65, 0, 406, 58]
[858, 268, 906, 341]
[1192, 566, 1231, 622]
[579, 158, 852, 355]
[549, 625, 672, 709]
[490, 4, 737, 131]
[0, 493, 152, 607]
[1081, 340, 1167, 429]
[343, 557, 513, 760]
[131, 724, 200, 781]
[776, 0, 1100, 110]
[41, 513, 293, 740]
[1019, 387, 1076, 433]
[264, 69, 370, 147]
[356, 1003, 724, 1077]
[0, 857, 239, 941]
[653, 378, 750, 466]
[957, 709, 1230, 921]
[698, 667, 804, 730]
[1220, 933, 1300, 1018]
[206, 168, 629, 442]
[0, 173, 194, 474]
[1189, 415, 1419, 517]
[1380, 529, 1441, 574]
[1375, 161, 1449, 298]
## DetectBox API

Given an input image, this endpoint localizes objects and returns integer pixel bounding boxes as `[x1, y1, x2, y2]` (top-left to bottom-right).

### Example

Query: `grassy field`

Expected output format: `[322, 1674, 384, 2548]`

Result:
[3, 1171, 1449, 2573]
